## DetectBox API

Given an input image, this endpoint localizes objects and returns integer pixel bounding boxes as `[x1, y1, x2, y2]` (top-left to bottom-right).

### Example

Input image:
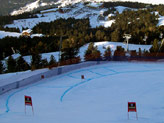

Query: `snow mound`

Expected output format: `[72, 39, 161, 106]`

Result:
[0, 31, 21, 39]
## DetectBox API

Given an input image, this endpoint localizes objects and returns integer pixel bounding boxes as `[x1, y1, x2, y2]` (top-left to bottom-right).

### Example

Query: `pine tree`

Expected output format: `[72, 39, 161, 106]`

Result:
[48, 55, 57, 69]
[16, 56, 30, 71]
[31, 53, 42, 70]
[130, 50, 137, 58]
[90, 32, 93, 39]
[61, 38, 79, 61]
[84, 42, 95, 60]
[49, 55, 57, 66]
[7, 56, 16, 72]
[41, 58, 48, 68]
[0, 61, 4, 74]
[138, 48, 142, 57]
[150, 39, 159, 53]
[111, 29, 121, 42]
[113, 46, 126, 61]
[104, 47, 111, 60]
[95, 30, 105, 41]
[84, 43, 101, 61]
[153, 39, 159, 52]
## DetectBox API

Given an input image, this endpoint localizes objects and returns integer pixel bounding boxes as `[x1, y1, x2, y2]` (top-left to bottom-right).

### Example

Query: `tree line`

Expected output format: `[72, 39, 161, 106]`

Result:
[2, 41, 164, 74]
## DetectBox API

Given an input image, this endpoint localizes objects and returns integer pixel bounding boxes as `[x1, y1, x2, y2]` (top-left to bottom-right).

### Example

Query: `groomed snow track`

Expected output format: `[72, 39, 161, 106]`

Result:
[1, 61, 164, 123]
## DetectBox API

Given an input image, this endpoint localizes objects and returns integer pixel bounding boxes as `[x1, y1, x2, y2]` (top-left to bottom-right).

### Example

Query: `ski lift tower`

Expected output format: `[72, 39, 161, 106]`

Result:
[123, 34, 131, 52]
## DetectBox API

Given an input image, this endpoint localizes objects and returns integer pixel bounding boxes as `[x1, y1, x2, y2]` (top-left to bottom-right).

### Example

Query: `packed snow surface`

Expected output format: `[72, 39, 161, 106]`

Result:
[0, 31, 21, 39]
[0, 62, 164, 122]
[0, 30, 43, 39]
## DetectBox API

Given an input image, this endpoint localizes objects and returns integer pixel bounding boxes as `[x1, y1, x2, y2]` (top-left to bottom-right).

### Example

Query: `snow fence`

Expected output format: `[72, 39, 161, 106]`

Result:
[0, 61, 103, 95]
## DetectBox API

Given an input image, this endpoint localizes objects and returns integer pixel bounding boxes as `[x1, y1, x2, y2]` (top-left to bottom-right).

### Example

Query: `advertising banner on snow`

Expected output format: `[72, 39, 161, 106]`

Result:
[128, 102, 138, 120]
[24, 95, 34, 115]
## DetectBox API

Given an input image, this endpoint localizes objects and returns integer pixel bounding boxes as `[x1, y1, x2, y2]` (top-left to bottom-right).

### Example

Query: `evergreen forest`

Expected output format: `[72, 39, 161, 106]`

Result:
[1, 2, 164, 73]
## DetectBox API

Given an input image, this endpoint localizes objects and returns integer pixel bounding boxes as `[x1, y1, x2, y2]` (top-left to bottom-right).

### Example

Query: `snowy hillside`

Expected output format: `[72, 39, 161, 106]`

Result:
[0, 31, 21, 39]
[57, 0, 164, 7]
[10, 0, 53, 16]
[7, 3, 115, 31]
[11, 0, 164, 16]
[6, 1, 164, 32]
[1, 62, 164, 122]
[0, 31, 43, 39]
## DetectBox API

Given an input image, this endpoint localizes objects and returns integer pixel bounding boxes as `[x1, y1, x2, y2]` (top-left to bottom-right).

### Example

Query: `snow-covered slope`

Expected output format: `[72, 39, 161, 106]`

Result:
[0, 31, 21, 39]
[6, 3, 132, 31]
[10, 0, 53, 16]
[10, 0, 164, 16]
[6, 1, 164, 32]
[57, 0, 164, 7]
[1, 62, 164, 123]
[0, 30, 43, 39]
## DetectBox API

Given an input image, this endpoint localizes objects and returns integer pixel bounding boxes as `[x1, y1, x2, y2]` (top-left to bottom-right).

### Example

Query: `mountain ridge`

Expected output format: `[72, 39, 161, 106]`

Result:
[1, 0, 164, 16]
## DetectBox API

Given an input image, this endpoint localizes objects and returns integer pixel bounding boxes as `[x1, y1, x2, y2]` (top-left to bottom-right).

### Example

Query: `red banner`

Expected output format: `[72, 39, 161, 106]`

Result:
[25, 96, 32, 106]
[128, 102, 137, 112]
